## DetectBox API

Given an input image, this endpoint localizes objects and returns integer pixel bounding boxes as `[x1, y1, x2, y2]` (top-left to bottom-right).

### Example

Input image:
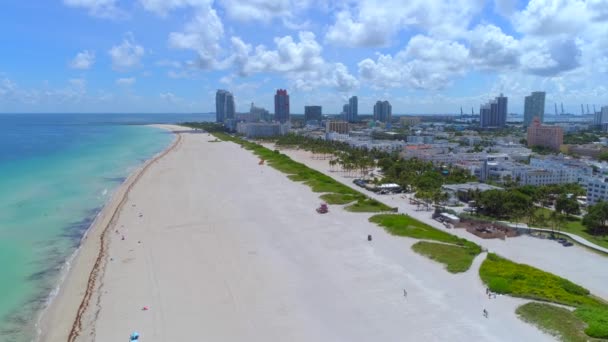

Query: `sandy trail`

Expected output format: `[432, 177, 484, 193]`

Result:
[43, 129, 553, 341]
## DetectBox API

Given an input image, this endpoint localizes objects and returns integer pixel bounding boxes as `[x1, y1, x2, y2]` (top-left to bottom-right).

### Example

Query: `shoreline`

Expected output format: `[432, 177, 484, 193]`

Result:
[37, 124, 181, 342]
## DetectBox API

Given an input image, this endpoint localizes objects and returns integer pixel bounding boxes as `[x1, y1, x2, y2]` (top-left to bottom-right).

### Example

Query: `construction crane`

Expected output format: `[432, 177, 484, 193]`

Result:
[554, 103, 558, 116]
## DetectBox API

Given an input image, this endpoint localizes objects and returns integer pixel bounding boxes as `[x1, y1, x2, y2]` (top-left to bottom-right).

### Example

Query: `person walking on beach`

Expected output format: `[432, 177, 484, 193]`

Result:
[483, 309, 488, 318]
[403, 289, 407, 298]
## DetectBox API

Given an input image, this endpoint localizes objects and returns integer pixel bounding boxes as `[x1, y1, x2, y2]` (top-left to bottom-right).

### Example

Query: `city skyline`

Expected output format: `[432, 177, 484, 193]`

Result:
[1, 1, 607, 114]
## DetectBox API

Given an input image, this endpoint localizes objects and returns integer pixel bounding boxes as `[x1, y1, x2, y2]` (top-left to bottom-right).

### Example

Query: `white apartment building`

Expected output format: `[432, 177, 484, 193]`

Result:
[587, 177, 608, 205]
[236, 122, 290, 138]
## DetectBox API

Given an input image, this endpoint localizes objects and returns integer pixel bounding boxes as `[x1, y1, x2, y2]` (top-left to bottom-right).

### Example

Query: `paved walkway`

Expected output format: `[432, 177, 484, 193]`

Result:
[498, 222, 608, 255]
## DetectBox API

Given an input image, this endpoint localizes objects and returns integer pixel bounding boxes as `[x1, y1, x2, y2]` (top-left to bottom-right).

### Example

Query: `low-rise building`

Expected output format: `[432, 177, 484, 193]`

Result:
[441, 182, 503, 204]
[236, 122, 290, 138]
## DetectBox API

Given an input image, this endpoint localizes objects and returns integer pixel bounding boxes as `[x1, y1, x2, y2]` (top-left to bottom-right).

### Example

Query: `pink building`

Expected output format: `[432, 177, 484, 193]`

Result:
[527, 117, 563, 151]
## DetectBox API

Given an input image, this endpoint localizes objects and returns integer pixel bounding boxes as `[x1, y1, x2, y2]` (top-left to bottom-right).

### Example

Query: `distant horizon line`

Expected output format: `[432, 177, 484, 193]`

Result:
[0, 112, 595, 117]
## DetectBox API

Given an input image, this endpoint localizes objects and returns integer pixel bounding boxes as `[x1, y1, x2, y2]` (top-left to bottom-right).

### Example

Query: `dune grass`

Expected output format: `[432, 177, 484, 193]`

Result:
[411, 241, 480, 273]
[345, 198, 393, 212]
[320, 193, 360, 205]
[369, 214, 469, 245]
[369, 214, 481, 272]
[516, 303, 604, 342]
[481, 253, 608, 339]
[200, 129, 387, 213]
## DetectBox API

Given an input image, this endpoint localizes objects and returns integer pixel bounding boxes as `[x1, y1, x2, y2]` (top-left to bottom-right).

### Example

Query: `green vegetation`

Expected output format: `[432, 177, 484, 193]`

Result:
[480, 253, 593, 306]
[345, 198, 392, 212]
[563, 131, 602, 145]
[531, 145, 558, 155]
[411, 241, 480, 273]
[583, 201, 608, 236]
[319, 193, 360, 205]
[480, 253, 608, 339]
[182, 122, 390, 213]
[516, 303, 603, 342]
[369, 214, 481, 272]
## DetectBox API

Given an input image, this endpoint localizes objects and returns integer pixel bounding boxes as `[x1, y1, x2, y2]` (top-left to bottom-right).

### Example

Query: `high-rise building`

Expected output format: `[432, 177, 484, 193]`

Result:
[274, 89, 290, 123]
[524, 91, 546, 127]
[304, 105, 322, 122]
[249, 102, 270, 122]
[527, 117, 563, 152]
[342, 104, 350, 120]
[594, 106, 608, 126]
[215, 89, 235, 123]
[373, 100, 392, 123]
[347, 96, 358, 122]
[480, 94, 507, 128]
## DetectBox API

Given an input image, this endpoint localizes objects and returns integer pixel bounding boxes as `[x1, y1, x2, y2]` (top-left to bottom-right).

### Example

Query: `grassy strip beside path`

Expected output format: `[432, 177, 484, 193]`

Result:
[369, 214, 481, 272]
[190, 125, 392, 213]
[481, 253, 608, 339]
[411, 241, 480, 273]
[516, 303, 604, 342]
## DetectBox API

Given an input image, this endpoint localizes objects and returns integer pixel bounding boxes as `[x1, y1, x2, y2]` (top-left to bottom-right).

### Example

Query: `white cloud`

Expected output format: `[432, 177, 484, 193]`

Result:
[468, 25, 520, 69]
[230, 31, 358, 92]
[220, 0, 289, 22]
[63, 0, 123, 18]
[520, 37, 582, 76]
[514, 0, 590, 36]
[138, 0, 211, 16]
[168, 7, 224, 69]
[108, 35, 145, 71]
[358, 35, 470, 90]
[219, 0, 312, 22]
[325, 0, 484, 47]
[116, 77, 136, 86]
[70, 50, 96, 70]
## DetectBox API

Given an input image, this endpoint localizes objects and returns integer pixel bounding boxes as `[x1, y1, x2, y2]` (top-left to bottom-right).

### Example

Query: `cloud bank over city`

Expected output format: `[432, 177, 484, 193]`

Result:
[1, 0, 607, 113]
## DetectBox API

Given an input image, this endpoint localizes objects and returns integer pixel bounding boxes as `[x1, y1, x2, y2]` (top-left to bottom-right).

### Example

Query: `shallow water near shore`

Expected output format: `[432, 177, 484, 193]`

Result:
[0, 114, 207, 341]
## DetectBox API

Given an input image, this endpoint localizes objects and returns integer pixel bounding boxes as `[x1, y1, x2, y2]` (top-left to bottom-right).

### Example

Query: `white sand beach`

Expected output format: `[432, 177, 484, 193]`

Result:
[41, 127, 554, 341]
[274, 146, 608, 301]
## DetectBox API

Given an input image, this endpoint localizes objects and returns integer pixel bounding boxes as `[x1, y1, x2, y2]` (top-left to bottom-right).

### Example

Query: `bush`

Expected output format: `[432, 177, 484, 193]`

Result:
[575, 306, 608, 338]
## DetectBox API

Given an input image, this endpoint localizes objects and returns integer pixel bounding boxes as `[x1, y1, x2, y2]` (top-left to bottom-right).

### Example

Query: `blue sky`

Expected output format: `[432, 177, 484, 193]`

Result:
[0, 0, 607, 114]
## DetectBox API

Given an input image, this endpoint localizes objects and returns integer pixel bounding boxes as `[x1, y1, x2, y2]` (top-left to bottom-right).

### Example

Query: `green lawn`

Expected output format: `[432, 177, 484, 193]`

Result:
[480, 253, 608, 339]
[516, 303, 604, 342]
[411, 241, 480, 273]
[530, 207, 608, 250]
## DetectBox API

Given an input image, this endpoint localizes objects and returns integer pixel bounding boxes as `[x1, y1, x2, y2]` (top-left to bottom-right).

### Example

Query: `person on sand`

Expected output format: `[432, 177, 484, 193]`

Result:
[367, 234, 372, 241]
[403, 289, 407, 298]
[483, 309, 488, 318]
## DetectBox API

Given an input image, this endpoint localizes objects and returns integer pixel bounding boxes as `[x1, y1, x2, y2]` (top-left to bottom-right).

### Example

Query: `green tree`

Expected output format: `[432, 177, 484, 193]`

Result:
[555, 195, 581, 217]
[582, 202, 608, 235]
[599, 151, 608, 162]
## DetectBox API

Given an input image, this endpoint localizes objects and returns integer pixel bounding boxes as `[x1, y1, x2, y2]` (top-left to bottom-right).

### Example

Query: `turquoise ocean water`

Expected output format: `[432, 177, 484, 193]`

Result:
[0, 113, 210, 341]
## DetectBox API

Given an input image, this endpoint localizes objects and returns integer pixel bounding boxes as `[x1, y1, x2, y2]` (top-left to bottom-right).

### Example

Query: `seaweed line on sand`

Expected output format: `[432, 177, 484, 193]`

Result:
[67, 132, 182, 342]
